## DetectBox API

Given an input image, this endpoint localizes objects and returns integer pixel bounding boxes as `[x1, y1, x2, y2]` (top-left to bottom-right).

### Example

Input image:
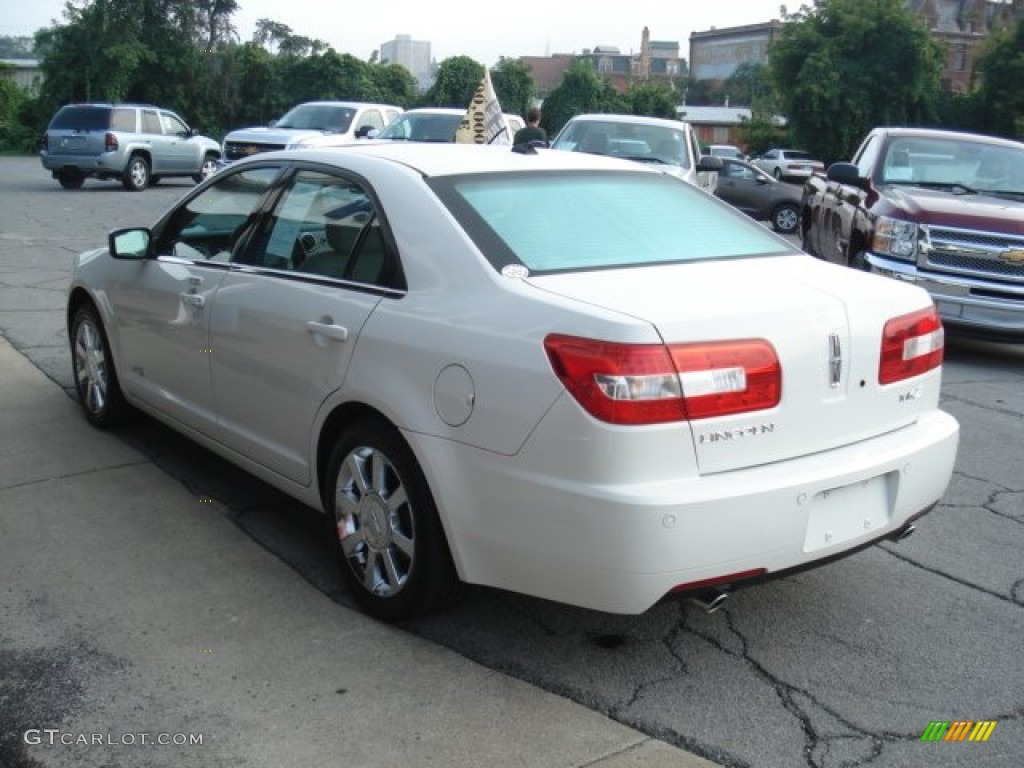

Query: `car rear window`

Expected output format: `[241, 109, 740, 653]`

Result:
[49, 106, 111, 131]
[431, 171, 791, 274]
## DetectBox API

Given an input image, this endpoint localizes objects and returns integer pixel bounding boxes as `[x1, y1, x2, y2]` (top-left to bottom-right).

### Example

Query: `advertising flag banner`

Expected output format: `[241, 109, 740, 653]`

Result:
[455, 70, 511, 145]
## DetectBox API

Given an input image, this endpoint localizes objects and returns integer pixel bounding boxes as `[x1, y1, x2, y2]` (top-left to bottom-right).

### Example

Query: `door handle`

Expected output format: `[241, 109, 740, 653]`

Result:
[306, 321, 349, 342]
[181, 293, 205, 307]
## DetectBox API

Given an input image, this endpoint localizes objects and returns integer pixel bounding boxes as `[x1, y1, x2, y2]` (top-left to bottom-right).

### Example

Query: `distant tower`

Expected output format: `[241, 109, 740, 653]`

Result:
[639, 26, 651, 80]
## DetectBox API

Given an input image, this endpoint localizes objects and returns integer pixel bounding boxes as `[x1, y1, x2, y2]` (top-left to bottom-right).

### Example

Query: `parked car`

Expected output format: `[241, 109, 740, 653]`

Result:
[221, 101, 402, 162]
[374, 107, 522, 144]
[550, 114, 722, 192]
[754, 148, 825, 181]
[67, 143, 958, 622]
[706, 144, 746, 161]
[802, 126, 1024, 339]
[714, 157, 802, 234]
[39, 102, 221, 191]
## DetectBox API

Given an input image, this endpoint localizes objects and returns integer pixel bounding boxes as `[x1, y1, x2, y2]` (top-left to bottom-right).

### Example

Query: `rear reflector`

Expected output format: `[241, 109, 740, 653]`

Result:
[544, 334, 781, 425]
[879, 306, 944, 385]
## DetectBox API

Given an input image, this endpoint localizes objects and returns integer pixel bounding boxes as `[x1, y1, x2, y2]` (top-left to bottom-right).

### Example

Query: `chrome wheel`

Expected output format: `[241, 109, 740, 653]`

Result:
[335, 445, 416, 599]
[123, 155, 149, 191]
[326, 419, 457, 621]
[70, 304, 127, 427]
[74, 316, 108, 415]
[194, 155, 218, 183]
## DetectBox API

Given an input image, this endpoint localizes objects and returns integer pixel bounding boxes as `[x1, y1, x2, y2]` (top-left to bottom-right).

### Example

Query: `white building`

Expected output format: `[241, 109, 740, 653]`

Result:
[380, 35, 433, 90]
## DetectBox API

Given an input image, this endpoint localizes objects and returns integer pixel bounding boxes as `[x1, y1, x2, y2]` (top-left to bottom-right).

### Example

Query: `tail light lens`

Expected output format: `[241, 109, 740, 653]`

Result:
[879, 306, 944, 385]
[105, 132, 118, 152]
[544, 334, 781, 425]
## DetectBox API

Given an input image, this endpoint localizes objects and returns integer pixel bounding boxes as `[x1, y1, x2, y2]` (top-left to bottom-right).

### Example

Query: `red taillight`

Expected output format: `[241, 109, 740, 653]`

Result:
[105, 132, 118, 152]
[544, 334, 781, 425]
[879, 306, 944, 385]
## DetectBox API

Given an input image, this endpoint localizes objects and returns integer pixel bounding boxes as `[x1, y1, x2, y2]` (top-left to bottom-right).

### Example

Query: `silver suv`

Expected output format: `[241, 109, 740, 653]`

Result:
[40, 103, 222, 191]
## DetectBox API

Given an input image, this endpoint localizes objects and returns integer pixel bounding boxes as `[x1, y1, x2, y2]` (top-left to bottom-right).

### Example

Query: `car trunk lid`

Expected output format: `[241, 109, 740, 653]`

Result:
[527, 254, 942, 474]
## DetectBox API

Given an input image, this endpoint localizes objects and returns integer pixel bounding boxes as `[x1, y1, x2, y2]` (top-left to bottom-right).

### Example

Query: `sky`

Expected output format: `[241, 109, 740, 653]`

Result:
[2, 0, 790, 65]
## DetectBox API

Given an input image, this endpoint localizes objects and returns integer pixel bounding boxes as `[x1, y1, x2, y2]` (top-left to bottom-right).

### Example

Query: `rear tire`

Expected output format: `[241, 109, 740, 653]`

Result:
[57, 171, 84, 190]
[325, 418, 458, 623]
[122, 154, 150, 191]
[70, 303, 129, 428]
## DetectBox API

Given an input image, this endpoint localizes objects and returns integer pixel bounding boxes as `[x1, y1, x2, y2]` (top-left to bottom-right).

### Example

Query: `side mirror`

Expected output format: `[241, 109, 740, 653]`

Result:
[355, 125, 375, 139]
[108, 228, 151, 260]
[697, 155, 723, 172]
[365, 128, 380, 139]
[826, 162, 868, 189]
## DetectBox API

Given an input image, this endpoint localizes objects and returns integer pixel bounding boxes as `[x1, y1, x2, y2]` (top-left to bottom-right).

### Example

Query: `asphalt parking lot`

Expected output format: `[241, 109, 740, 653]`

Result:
[1, 156, 1022, 767]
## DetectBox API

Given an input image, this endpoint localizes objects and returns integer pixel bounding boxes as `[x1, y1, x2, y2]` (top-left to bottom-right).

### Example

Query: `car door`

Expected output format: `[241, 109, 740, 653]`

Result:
[158, 110, 200, 173]
[210, 166, 392, 485]
[139, 108, 175, 175]
[110, 164, 281, 434]
[714, 159, 761, 216]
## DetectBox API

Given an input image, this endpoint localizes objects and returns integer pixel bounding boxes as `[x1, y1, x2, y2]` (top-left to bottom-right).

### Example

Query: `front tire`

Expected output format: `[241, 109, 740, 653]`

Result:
[773, 167, 783, 180]
[771, 202, 799, 234]
[326, 418, 457, 623]
[122, 154, 150, 191]
[70, 304, 129, 427]
[193, 154, 218, 184]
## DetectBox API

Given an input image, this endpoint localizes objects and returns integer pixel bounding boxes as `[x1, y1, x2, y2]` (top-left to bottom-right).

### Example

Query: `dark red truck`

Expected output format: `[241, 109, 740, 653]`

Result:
[800, 127, 1024, 339]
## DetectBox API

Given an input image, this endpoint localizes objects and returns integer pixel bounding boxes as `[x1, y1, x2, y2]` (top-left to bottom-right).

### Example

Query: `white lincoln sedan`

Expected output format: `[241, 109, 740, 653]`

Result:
[67, 143, 959, 622]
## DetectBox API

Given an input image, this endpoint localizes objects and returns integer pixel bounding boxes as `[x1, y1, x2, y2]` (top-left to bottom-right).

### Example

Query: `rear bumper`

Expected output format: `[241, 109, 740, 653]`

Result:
[416, 408, 960, 614]
[867, 252, 1024, 340]
[40, 151, 125, 176]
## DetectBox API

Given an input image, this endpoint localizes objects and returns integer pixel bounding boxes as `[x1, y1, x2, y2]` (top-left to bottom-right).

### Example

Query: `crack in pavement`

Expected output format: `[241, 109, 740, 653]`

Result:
[878, 543, 1024, 608]
[0, 459, 150, 493]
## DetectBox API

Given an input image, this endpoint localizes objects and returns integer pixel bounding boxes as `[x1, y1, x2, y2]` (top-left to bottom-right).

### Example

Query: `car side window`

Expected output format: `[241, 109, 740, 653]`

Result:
[141, 110, 162, 134]
[855, 135, 881, 178]
[358, 110, 385, 132]
[160, 112, 189, 136]
[242, 170, 392, 287]
[152, 166, 279, 262]
[110, 108, 136, 132]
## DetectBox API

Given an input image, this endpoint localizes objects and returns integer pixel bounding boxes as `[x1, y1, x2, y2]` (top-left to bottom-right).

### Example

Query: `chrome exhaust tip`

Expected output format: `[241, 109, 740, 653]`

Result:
[891, 523, 916, 542]
[688, 590, 729, 614]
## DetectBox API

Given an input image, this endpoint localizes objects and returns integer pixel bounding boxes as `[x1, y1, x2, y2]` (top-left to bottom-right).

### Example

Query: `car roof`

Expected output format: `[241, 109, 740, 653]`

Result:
[872, 126, 1024, 149]
[564, 114, 690, 129]
[240, 143, 661, 178]
[290, 100, 402, 110]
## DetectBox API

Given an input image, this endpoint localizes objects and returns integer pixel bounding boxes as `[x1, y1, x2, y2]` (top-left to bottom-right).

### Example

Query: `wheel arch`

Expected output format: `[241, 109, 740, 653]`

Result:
[316, 401, 402, 511]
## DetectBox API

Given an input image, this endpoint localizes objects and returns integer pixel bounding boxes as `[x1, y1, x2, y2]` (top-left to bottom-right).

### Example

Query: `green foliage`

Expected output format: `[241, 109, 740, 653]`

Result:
[627, 80, 679, 118]
[422, 56, 484, 108]
[540, 61, 627, 135]
[491, 58, 536, 118]
[769, 0, 944, 163]
[972, 18, 1024, 139]
[723, 62, 770, 107]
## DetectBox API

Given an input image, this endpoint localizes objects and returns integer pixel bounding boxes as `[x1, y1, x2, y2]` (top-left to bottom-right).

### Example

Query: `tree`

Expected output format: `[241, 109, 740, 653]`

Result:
[369, 63, 418, 108]
[627, 80, 678, 118]
[540, 61, 627, 135]
[972, 17, 1024, 138]
[422, 56, 484, 107]
[769, 0, 944, 163]
[491, 58, 536, 118]
[723, 62, 770, 107]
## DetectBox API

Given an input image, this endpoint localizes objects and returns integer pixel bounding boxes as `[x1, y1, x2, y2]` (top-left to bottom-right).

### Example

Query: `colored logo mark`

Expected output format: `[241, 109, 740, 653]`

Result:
[920, 720, 997, 742]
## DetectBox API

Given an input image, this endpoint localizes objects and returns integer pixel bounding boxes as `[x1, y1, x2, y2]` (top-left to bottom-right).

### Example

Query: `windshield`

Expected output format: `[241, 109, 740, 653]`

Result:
[430, 171, 790, 274]
[276, 104, 355, 132]
[377, 112, 461, 142]
[551, 121, 692, 169]
[881, 136, 1024, 195]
